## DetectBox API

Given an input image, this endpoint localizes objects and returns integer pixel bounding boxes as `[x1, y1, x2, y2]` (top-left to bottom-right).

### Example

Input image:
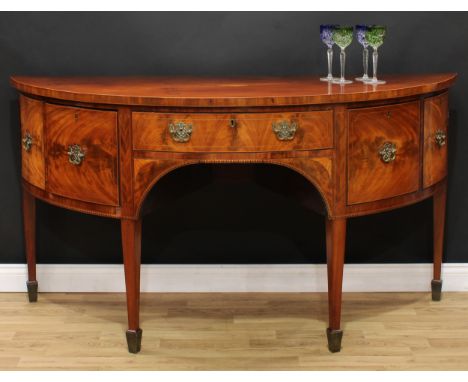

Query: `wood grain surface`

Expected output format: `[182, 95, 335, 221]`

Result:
[132, 110, 333, 152]
[45, 103, 119, 206]
[347, 101, 421, 205]
[1, 291, 468, 370]
[20, 95, 45, 189]
[10, 73, 456, 107]
[423, 92, 449, 188]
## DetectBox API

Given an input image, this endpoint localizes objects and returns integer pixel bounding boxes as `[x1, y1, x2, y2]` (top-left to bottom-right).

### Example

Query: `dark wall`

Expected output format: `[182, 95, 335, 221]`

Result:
[0, 12, 467, 265]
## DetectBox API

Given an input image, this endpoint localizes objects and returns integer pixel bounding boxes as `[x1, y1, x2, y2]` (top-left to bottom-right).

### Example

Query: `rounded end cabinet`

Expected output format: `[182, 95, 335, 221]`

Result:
[12, 73, 457, 353]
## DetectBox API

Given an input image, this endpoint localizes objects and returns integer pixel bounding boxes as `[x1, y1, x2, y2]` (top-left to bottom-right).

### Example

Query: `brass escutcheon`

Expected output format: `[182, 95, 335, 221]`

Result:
[379, 142, 397, 163]
[22, 132, 33, 152]
[435, 130, 446, 147]
[272, 120, 298, 141]
[67, 144, 85, 165]
[168, 122, 192, 143]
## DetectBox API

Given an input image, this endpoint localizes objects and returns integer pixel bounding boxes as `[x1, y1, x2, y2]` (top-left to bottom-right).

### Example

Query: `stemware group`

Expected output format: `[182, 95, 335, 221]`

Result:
[319, 24, 387, 85]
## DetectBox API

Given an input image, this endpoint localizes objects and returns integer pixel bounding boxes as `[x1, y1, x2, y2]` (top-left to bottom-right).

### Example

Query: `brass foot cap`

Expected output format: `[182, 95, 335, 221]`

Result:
[126, 328, 143, 353]
[431, 279, 443, 301]
[326, 328, 343, 353]
[26, 281, 38, 303]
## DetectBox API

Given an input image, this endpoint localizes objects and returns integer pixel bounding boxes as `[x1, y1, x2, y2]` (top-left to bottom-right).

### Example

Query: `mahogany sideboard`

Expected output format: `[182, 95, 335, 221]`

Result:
[11, 74, 456, 354]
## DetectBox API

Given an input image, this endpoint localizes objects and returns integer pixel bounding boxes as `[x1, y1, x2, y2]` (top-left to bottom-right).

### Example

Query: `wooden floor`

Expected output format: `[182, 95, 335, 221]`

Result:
[1, 291, 468, 370]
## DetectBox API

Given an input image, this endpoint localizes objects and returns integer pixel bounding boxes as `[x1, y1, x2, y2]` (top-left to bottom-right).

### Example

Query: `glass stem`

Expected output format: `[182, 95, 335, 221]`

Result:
[372, 48, 379, 81]
[327, 47, 333, 80]
[340, 48, 346, 82]
[363, 47, 369, 79]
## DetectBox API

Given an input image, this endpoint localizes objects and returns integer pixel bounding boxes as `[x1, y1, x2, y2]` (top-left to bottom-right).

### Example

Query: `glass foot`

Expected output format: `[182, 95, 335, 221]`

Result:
[355, 76, 370, 82]
[320, 76, 335, 82]
[364, 78, 386, 85]
[332, 78, 353, 84]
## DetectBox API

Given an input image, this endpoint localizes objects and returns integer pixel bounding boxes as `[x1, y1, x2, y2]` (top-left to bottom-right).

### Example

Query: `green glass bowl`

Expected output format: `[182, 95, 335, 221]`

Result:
[366, 25, 386, 48]
[332, 26, 354, 49]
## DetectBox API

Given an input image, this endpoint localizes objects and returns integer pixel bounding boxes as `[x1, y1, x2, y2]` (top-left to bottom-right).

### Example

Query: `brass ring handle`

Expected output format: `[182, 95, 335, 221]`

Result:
[379, 142, 397, 163]
[67, 144, 85, 165]
[169, 122, 192, 143]
[435, 130, 446, 147]
[22, 132, 33, 152]
[272, 121, 298, 141]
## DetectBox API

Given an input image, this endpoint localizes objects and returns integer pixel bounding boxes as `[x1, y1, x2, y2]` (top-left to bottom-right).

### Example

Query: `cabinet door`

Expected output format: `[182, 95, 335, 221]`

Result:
[423, 92, 449, 188]
[20, 96, 45, 189]
[347, 101, 421, 205]
[45, 104, 119, 206]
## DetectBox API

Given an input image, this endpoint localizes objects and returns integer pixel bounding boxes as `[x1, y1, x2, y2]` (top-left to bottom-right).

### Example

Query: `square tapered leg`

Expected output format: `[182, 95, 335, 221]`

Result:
[121, 218, 143, 353]
[23, 190, 38, 303]
[432, 182, 446, 302]
[326, 218, 346, 353]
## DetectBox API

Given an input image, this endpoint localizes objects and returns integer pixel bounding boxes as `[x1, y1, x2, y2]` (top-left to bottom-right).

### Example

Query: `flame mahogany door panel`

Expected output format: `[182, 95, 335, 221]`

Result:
[347, 101, 421, 205]
[45, 104, 119, 206]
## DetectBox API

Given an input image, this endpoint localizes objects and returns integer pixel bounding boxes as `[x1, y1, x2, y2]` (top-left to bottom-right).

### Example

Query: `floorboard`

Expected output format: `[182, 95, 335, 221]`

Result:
[0, 292, 467, 370]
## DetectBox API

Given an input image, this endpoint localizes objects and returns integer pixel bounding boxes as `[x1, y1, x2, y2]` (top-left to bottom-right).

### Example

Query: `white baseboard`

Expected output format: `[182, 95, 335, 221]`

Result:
[0, 263, 467, 293]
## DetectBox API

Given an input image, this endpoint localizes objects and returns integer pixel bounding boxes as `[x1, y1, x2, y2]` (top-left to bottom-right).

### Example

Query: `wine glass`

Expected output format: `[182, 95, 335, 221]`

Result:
[332, 26, 354, 85]
[355, 25, 371, 82]
[365, 25, 386, 85]
[319, 24, 338, 82]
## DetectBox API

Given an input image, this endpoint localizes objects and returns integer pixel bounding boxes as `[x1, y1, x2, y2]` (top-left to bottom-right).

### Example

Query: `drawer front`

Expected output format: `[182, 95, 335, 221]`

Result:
[45, 104, 119, 206]
[423, 92, 448, 188]
[347, 101, 421, 204]
[20, 96, 46, 189]
[132, 111, 333, 152]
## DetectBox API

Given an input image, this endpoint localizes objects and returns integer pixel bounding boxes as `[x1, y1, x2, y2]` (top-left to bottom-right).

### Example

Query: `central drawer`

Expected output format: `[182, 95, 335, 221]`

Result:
[132, 111, 333, 152]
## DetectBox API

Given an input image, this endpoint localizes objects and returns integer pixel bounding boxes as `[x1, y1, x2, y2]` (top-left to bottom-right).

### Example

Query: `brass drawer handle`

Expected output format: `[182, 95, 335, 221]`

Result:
[67, 144, 85, 165]
[379, 142, 397, 163]
[169, 122, 192, 143]
[435, 130, 446, 147]
[272, 121, 298, 141]
[22, 132, 33, 152]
